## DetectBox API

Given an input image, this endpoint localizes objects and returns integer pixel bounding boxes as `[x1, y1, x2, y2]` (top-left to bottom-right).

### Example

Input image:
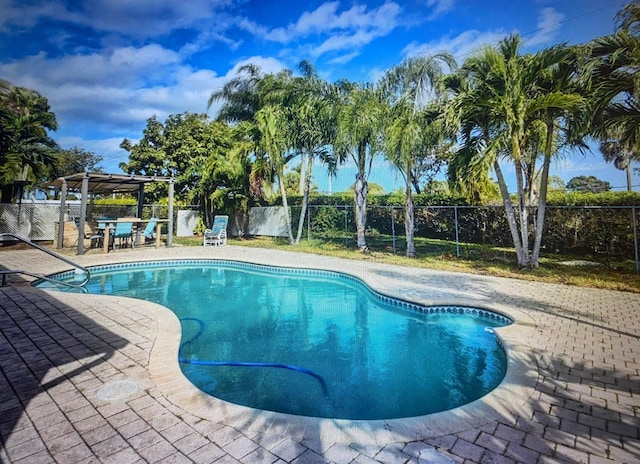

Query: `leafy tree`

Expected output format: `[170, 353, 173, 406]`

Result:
[566, 175, 611, 193]
[547, 175, 566, 192]
[120, 113, 245, 225]
[0, 79, 58, 202]
[54, 146, 104, 177]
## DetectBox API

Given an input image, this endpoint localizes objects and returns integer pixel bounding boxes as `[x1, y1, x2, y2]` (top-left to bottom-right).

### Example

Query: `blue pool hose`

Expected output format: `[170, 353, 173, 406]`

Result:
[178, 317, 328, 394]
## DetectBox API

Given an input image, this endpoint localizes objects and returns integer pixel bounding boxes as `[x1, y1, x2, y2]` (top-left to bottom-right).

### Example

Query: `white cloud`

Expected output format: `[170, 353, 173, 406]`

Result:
[403, 29, 507, 63]
[0, 0, 76, 32]
[1, 0, 233, 38]
[0, 44, 285, 134]
[526, 7, 564, 47]
[0, 0, 239, 58]
[328, 51, 361, 65]
[254, 1, 400, 60]
[424, 0, 456, 20]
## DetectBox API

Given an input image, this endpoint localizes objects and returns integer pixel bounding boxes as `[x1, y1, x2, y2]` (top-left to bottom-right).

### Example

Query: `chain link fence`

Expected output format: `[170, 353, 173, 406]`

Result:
[290, 204, 639, 270]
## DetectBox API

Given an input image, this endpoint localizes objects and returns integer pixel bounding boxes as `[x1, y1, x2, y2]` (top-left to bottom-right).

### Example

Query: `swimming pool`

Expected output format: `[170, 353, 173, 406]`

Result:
[37, 260, 512, 420]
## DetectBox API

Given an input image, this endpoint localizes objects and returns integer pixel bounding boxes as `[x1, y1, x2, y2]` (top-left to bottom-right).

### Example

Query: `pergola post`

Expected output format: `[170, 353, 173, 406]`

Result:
[167, 178, 174, 247]
[56, 179, 67, 249]
[137, 183, 144, 218]
[77, 173, 89, 255]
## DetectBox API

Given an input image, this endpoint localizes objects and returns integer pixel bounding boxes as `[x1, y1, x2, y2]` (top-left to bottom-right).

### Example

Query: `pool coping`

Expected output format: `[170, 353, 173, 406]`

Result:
[128, 258, 542, 446]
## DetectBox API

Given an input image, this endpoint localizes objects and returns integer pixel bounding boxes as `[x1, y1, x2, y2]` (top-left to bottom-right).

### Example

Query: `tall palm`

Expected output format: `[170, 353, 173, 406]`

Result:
[600, 137, 634, 190]
[447, 35, 586, 268]
[381, 53, 456, 257]
[528, 44, 589, 264]
[256, 102, 296, 244]
[209, 65, 298, 242]
[208, 64, 263, 123]
[0, 83, 58, 202]
[590, 1, 640, 176]
[288, 61, 336, 244]
[333, 81, 385, 251]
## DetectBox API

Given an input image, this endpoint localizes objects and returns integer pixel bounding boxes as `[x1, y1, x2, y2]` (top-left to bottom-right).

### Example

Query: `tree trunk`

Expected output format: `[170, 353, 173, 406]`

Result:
[627, 164, 633, 192]
[405, 179, 415, 258]
[278, 171, 295, 245]
[494, 160, 527, 266]
[295, 155, 314, 244]
[411, 176, 422, 194]
[354, 170, 368, 251]
[513, 160, 531, 266]
[299, 153, 307, 195]
[532, 122, 555, 267]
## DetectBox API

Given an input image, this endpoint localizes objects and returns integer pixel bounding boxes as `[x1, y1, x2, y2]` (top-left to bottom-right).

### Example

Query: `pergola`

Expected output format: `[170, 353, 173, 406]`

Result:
[49, 172, 174, 255]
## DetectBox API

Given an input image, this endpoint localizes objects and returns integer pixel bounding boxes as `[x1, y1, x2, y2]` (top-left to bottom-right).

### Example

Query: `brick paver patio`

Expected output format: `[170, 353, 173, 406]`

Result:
[0, 245, 638, 463]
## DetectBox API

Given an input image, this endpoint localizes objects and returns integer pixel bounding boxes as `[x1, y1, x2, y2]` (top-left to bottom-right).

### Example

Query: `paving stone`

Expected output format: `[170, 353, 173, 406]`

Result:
[173, 432, 210, 455]
[137, 439, 176, 463]
[222, 435, 260, 460]
[270, 437, 307, 462]
[12, 450, 54, 464]
[242, 446, 279, 463]
[475, 432, 508, 454]
[187, 442, 227, 463]
[5, 436, 48, 462]
[450, 439, 484, 462]
[45, 431, 84, 455]
[91, 434, 130, 459]
[99, 446, 142, 464]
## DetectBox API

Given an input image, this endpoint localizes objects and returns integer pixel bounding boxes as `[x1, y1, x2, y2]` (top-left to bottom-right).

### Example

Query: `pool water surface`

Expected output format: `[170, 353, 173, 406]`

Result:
[38, 260, 511, 420]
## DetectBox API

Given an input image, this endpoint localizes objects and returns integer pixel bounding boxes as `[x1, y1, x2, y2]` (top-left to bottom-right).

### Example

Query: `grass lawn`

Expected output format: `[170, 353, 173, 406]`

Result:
[174, 234, 640, 293]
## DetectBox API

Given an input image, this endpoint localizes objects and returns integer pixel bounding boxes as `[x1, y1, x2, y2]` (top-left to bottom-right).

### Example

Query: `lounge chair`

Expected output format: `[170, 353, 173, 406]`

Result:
[203, 215, 228, 246]
[111, 221, 135, 250]
[142, 218, 158, 243]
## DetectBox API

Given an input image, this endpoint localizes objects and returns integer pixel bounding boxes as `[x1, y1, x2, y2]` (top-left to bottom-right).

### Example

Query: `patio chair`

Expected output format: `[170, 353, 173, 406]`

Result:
[203, 215, 228, 246]
[111, 221, 135, 250]
[73, 217, 103, 248]
[142, 218, 158, 244]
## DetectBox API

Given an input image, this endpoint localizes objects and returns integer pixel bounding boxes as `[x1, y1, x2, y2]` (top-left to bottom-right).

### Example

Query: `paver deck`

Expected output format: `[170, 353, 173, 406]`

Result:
[0, 245, 638, 463]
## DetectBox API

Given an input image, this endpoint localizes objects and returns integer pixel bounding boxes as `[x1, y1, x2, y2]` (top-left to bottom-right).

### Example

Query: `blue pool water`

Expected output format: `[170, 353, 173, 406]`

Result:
[38, 260, 511, 420]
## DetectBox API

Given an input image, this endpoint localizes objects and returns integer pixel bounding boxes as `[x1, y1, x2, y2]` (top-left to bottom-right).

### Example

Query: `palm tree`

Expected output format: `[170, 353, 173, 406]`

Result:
[600, 137, 634, 190]
[256, 101, 296, 244]
[333, 81, 385, 251]
[447, 35, 587, 268]
[0, 82, 58, 202]
[590, 1, 640, 179]
[381, 53, 456, 257]
[288, 61, 336, 244]
[209, 65, 298, 242]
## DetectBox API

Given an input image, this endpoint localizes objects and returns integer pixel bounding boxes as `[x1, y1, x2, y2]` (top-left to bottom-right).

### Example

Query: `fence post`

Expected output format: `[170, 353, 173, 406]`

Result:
[454, 206, 460, 258]
[391, 206, 396, 254]
[344, 206, 348, 246]
[633, 206, 639, 273]
[307, 205, 311, 242]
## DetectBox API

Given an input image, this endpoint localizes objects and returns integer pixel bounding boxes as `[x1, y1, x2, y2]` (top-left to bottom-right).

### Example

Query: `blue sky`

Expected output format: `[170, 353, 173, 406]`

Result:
[0, 0, 634, 194]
